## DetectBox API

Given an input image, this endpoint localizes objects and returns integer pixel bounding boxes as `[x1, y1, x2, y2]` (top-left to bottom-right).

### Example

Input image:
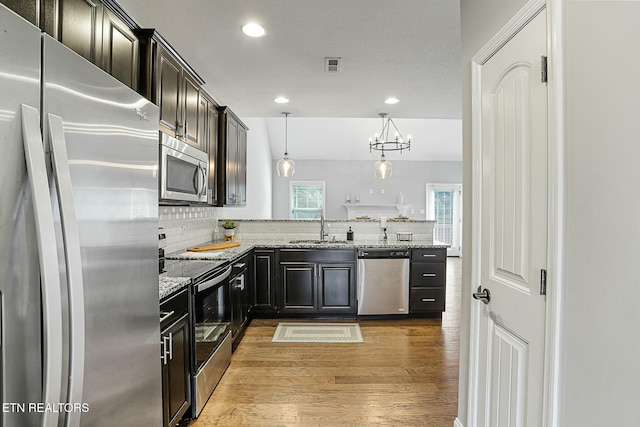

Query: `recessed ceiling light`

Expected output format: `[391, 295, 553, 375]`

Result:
[385, 97, 400, 105]
[274, 96, 290, 104]
[242, 23, 266, 37]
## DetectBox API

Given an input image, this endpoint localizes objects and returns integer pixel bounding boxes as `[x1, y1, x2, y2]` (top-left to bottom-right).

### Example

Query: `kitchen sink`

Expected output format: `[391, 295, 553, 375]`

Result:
[289, 239, 349, 244]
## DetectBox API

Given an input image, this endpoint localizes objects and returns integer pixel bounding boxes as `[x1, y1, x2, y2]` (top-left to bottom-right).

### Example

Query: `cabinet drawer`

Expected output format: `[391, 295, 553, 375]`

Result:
[280, 249, 355, 263]
[411, 248, 446, 262]
[160, 288, 189, 328]
[410, 289, 445, 312]
[410, 263, 446, 288]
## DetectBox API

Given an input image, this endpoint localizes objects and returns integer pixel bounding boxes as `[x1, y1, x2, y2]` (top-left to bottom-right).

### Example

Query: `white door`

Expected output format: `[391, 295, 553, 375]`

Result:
[470, 9, 548, 427]
[426, 183, 462, 256]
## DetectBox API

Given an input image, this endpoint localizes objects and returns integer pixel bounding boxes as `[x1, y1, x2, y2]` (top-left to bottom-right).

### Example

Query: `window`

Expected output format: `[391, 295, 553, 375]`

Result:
[290, 181, 325, 219]
[426, 183, 462, 256]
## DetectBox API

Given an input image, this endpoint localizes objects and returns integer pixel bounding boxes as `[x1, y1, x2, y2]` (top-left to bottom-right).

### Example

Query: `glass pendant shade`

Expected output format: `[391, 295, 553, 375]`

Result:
[374, 155, 392, 179]
[277, 112, 295, 177]
[277, 156, 295, 177]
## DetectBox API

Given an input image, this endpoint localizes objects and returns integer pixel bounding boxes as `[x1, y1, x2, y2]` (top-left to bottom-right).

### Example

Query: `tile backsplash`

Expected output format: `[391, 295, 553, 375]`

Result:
[159, 206, 220, 254]
[228, 219, 435, 244]
[159, 206, 436, 254]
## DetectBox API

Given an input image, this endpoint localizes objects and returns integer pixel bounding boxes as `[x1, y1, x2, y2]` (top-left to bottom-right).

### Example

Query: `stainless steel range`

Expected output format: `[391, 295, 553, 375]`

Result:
[162, 259, 232, 418]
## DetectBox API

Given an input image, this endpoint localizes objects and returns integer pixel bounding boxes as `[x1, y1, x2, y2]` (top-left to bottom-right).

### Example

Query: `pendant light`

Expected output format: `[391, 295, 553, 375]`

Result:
[369, 113, 411, 179]
[374, 152, 392, 179]
[277, 112, 295, 177]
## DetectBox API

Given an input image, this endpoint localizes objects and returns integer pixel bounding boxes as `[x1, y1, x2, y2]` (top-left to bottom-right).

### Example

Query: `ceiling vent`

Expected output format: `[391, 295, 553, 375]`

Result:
[325, 57, 342, 72]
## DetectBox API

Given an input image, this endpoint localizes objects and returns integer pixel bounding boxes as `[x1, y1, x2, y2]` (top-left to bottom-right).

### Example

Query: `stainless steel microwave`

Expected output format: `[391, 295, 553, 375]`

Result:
[159, 133, 208, 203]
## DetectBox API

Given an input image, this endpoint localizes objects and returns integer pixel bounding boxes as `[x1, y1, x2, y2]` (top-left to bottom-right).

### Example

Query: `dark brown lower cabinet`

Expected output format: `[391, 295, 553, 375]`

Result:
[252, 249, 277, 314]
[160, 289, 191, 427]
[318, 264, 355, 313]
[409, 248, 447, 315]
[278, 250, 356, 315]
[281, 263, 316, 312]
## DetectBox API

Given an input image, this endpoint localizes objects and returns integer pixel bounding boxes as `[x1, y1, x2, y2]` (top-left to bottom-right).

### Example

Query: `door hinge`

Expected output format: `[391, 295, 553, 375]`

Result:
[541, 55, 548, 83]
[540, 269, 547, 295]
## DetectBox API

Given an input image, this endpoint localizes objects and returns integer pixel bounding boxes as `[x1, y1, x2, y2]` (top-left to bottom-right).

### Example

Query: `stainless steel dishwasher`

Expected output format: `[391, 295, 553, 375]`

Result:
[357, 248, 410, 315]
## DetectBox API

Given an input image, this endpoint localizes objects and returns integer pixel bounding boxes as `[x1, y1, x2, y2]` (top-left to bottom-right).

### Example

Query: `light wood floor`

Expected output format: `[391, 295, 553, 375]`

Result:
[190, 258, 461, 427]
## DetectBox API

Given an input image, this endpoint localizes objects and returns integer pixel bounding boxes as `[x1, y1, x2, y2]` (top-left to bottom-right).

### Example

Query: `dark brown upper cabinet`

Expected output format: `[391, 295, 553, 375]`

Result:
[101, 5, 139, 90]
[146, 37, 205, 151]
[201, 94, 219, 206]
[56, 0, 102, 63]
[218, 106, 248, 207]
[0, 0, 39, 25]
[0, 0, 142, 91]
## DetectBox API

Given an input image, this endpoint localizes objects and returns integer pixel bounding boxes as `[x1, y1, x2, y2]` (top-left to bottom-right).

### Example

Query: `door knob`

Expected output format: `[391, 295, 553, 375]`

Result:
[473, 286, 491, 304]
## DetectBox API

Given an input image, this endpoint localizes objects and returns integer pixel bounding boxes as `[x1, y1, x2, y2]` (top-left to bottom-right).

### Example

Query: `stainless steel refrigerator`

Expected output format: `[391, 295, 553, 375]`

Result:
[1, 5, 162, 427]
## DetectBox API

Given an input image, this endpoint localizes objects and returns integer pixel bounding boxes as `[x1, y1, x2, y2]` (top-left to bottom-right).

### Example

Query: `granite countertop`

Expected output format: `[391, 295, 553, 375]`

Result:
[165, 239, 448, 261]
[159, 276, 190, 300]
[221, 218, 434, 223]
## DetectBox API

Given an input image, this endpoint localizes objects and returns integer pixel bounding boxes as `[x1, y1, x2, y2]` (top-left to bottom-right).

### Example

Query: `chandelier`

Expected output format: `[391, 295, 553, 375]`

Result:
[276, 112, 295, 177]
[368, 113, 411, 179]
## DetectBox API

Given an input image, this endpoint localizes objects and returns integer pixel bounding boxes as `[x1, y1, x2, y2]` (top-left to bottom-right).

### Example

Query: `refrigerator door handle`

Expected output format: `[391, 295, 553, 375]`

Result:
[21, 105, 64, 427]
[47, 113, 86, 427]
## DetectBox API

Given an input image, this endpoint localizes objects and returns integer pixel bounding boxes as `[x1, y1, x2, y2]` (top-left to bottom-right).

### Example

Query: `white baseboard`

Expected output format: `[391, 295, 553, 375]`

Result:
[454, 417, 465, 427]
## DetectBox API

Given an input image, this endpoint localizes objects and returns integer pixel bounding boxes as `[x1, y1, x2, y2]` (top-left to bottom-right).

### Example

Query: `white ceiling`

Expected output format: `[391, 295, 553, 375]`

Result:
[117, 0, 462, 161]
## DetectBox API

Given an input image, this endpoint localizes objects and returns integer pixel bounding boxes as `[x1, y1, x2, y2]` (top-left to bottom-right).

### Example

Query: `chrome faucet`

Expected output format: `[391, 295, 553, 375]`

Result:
[320, 212, 329, 241]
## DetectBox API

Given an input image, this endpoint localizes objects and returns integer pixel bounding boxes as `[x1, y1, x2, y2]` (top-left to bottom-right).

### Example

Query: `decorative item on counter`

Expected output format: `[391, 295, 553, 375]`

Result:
[346, 194, 351, 203]
[355, 194, 360, 203]
[397, 191, 404, 204]
[188, 241, 240, 252]
[380, 217, 388, 242]
[347, 227, 354, 241]
[212, 213, 220, 241]
[396, 232, 413, 241]
[221, 220, 237, 241]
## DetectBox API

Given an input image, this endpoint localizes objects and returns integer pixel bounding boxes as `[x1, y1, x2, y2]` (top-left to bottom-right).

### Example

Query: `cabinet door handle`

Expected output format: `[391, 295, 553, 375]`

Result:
[162, 335, 170, 365]
[159, 310, 174, 323]
[167, 332, 173, 361]
[234, 263, 246, 269]
[422, 254, 437, 257]
[422, 273, 437, 277]
[421, 298, 436, 302]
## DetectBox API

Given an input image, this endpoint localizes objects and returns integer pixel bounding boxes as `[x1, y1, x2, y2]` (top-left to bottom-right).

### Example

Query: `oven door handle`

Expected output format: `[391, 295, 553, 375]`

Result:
[196, 265, 232, 293]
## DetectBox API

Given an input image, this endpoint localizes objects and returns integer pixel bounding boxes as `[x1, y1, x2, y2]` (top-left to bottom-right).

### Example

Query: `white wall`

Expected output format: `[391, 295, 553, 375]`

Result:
[560, 2, 640, 425]
[460, 1, 640, 426]
[218, 117, 273, 219]
[271, 160, 462, 219]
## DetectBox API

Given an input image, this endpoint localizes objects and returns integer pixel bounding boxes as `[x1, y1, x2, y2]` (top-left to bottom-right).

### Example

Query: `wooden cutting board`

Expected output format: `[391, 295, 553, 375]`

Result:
[187, 241, 240, 252]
